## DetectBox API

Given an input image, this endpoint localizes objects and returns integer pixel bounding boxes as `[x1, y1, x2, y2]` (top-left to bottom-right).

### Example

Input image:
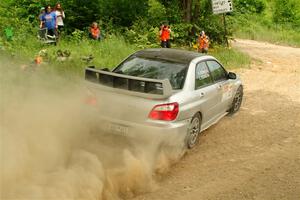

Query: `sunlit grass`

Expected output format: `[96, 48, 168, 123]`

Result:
[2, 33, 252, 81]
[235, 27, 300, 47]
[232, 15, 300, 47]
[4, 35, 137, 76]
[210, 46, 251, 70]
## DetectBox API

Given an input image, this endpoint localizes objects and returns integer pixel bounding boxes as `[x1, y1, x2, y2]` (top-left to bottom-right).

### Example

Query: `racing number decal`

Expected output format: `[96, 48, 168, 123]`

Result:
[221, 83, 234, 102]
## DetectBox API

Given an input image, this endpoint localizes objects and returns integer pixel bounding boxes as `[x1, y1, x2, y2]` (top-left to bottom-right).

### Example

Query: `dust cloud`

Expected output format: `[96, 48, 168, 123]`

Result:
[0, 59, 185, 200]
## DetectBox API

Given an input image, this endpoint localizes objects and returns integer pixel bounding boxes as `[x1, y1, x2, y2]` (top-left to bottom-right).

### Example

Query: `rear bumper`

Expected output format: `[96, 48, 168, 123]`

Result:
[83, 108, 191, 146]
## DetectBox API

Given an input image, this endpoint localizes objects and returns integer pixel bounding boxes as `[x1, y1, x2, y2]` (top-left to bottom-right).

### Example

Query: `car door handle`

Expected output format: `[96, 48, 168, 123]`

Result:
[217, 84, 222, 90]
[200, 92, 205, 97]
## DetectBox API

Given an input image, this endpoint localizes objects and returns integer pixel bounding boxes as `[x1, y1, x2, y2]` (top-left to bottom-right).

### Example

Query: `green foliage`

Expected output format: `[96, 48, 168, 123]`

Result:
[235, 0, 266, 14]
[233, 13, 300, 47]
[1, 35, 137, 76]
[0, 0, 47, 43]
[147, 0, 167, 26]
[97, 0, 148, 27]
[231, 0, 300, 47]
[125, 0, 234, 47]
[171, 23, 194, 45]
[196, 15, 231, 45]
[210, 46, 251, 69]
[70, 29, 85, 43]
[62, 0, 102, 31]
[159, 0, 182, 24]
[272, 0, 300, 26]
[1, 0, 299, 66]
[191, 0, 233, 45]
[0, 0, 233, 47]
[124, 19, 160, 48]
[53, 35, 136, 75]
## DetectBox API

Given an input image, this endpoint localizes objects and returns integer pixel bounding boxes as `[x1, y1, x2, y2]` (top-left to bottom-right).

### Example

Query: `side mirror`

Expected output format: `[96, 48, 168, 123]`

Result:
[228, 72, 236, 79]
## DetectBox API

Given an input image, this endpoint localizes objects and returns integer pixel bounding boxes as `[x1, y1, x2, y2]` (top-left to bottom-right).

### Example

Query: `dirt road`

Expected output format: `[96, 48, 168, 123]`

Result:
[132, 39, 300, 200]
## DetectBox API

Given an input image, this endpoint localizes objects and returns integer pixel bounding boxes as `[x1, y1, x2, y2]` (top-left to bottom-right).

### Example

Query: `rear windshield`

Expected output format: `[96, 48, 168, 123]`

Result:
[113, 56, 188, 89]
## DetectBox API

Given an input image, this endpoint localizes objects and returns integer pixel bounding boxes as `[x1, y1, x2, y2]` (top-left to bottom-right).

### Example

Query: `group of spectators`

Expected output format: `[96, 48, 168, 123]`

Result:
[39, 3, 101, 41]
[39, 3, 65, 38]
[159, 24, 209, 53]
[38, 4, 208, 53]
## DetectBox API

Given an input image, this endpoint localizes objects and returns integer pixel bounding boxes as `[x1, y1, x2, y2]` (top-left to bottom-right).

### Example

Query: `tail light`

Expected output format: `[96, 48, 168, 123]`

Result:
[148, 102, 179, 121]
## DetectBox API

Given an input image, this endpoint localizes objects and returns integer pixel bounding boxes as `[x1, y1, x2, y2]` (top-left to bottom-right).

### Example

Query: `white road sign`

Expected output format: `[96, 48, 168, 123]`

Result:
[212, 0, 233, 14]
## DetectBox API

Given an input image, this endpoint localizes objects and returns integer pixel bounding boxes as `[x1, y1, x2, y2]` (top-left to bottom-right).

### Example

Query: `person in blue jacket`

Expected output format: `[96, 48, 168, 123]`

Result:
[40, 5, 57, 37]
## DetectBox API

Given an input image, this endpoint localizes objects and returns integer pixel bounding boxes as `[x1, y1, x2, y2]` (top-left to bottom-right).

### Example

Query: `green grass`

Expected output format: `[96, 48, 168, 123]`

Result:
[1, 33, 251, 82]
[54, 35, 137, 70]
[210, 46, 251, 70]
[232, 14, 300, 47]
[235, 23, 300, 47]
[3, 34, 137, 76]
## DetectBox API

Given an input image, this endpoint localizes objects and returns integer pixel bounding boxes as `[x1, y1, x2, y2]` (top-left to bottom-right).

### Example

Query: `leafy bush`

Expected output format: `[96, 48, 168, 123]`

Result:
[196, 15, 232, 45]
[97, 0, 148, 27]
[171, 23, 194, 45]
[232, 13, 300, 47]
[124, 19, 160, 48]
[70, 29, 85, 43]
[235, 0, 266, 14]
[273, 0, 300, 27]
[147, 0, 167, 26]
[159, 0, 182, 24]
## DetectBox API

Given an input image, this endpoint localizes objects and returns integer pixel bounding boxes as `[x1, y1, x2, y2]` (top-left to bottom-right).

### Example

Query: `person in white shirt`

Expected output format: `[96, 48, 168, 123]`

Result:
[54, 3, 65, 36]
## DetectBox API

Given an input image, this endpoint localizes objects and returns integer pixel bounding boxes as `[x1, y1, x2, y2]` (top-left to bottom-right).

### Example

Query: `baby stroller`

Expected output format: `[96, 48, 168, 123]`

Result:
[38, 28, 57, 45]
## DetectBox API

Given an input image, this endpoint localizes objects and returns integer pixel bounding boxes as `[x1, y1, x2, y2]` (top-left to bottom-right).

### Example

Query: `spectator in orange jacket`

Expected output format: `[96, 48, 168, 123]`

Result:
[90, 22, 101, 40]
[160, 25, 171, 48]
[198, 31, 209, 53]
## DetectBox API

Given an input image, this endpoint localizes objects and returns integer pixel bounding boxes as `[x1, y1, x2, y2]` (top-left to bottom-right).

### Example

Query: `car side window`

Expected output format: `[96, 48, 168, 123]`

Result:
[195, 62, 213, 89]
[206, 60, 227, 82]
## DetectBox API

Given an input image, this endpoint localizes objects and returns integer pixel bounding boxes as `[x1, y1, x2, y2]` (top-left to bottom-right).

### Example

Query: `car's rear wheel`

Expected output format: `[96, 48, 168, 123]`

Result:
[228, 85, 243, 115]
[186, 113, 201, 149]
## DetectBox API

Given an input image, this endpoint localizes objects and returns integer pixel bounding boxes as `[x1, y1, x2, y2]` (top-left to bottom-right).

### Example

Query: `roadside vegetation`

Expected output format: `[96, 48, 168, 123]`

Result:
[231, 0, 300, 47]
[1, 0, 298, 76]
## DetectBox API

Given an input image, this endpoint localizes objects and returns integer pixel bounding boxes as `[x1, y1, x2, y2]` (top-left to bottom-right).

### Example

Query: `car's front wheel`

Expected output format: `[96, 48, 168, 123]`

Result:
[228, 85, 243, 115]
[186, 113, 201, 149]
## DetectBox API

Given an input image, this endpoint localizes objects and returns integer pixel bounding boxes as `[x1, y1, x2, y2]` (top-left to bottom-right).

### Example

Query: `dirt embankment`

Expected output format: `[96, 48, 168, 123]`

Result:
[131, 39, 300, 200]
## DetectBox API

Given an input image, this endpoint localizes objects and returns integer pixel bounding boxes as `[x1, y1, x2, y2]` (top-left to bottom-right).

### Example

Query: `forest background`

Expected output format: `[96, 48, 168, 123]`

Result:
[0, 0, 299, 75]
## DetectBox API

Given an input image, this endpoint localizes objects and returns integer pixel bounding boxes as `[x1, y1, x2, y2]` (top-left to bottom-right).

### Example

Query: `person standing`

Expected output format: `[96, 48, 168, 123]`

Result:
[54, 3, 65, 34]
[198, 31, 209, 54]
[40, 5, 57, 37]
[38, 7, 45, 28]
[160, 25, 171, 48]
[89, 22, 101, 40]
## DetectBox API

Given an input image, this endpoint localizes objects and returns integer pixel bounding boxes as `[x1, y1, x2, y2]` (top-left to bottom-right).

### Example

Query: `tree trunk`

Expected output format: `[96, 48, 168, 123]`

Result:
[182, 0, 192, 22]
[192, 0, 200, 22]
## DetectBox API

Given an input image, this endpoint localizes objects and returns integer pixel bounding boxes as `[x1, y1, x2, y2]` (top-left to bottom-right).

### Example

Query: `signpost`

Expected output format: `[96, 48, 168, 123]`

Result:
[212, 0, 233, 14]
[211, 0, 233, 47]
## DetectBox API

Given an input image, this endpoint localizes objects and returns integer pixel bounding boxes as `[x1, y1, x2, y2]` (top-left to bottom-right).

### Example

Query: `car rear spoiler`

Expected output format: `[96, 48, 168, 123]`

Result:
[85, 67, 173, 99]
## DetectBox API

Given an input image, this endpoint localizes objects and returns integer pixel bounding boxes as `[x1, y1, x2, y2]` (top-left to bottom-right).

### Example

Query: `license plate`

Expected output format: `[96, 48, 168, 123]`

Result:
[109, 123, 128, 136]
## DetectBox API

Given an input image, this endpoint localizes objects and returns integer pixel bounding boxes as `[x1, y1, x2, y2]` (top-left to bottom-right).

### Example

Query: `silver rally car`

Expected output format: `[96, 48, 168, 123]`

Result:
[85, 48, 243, 148]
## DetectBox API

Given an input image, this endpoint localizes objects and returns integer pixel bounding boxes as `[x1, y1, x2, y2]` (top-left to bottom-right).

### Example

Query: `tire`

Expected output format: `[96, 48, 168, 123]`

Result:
[228, 85, 243, 115]
[185, 113, 202, 149]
